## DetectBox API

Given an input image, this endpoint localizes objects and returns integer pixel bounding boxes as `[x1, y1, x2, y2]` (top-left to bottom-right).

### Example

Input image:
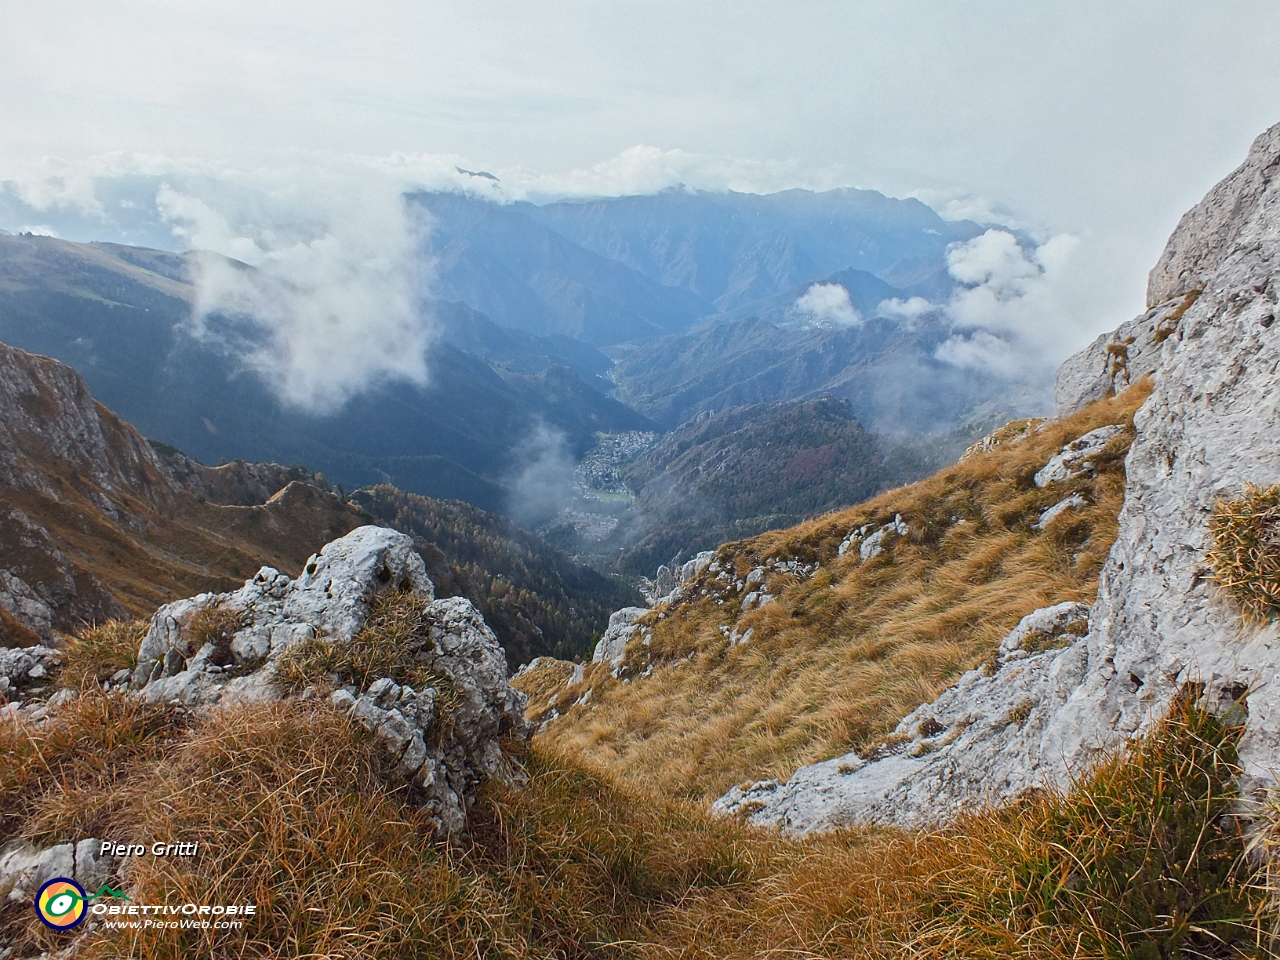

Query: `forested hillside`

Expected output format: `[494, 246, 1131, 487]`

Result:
[602, 396, 965, 576]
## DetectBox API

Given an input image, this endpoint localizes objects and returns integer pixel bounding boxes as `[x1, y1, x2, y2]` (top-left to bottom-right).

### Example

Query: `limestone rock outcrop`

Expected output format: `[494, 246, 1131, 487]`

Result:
[592, 606, 648, 669]
[0, 838, 115, 904]
[1033, 425, 1124, 487]
[0, 643, 60, 698]
[719, 120, 1280, 834]
[131, 525, 529, 837]
[639, 551, 716, 606]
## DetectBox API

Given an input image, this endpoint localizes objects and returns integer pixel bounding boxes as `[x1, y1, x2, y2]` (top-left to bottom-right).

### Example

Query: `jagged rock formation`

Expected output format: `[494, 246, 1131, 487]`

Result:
[718, 121, 1280, 832]
[1033, 425, 1124, 487]
[1053, 293, 1199, 416]
[0, 644, 60, 703]
[132, 525, 529, 836]
[592, 607, 648, 669]
[639, 551, 717, 606]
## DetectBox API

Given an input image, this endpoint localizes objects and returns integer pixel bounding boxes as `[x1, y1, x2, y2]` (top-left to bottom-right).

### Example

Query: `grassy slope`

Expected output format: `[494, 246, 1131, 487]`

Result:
[516, 382, 1152, 802]
[0, 682, 1265, 958]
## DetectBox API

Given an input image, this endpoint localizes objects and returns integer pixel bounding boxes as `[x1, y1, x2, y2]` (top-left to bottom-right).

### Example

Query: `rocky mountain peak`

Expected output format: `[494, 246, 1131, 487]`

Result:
[1147, 120, 1280, 308]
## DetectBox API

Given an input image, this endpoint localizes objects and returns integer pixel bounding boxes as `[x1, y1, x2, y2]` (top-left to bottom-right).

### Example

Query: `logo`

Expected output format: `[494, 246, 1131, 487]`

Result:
[34, 877, 129, 931]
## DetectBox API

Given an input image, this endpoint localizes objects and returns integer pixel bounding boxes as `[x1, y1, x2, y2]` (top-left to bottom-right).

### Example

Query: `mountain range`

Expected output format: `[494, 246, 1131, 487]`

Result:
[0, 337, 636, 662]
[0, 180, 1044, 569]
[0, 235, 650, 511]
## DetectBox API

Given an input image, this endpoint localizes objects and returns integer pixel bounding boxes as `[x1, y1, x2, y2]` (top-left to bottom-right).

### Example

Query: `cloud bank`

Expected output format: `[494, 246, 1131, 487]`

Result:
[917, 228, 1097, 380]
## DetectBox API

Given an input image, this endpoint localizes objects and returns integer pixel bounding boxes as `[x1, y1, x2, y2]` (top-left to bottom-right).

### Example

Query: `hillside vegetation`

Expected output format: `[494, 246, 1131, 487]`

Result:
[601, 396, 965, 578]
[516, 381, 1152, 801]
[1, 623, 1268, 958]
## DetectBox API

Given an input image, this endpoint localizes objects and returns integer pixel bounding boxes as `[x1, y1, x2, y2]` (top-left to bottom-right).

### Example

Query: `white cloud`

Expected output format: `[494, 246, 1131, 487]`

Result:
[156, 185, 265, 263]
[934, 329, 1024, 378]
[792, 283, 862, 327]
[931, 228, 1097, 377]
[876, 296, 935, 323]
[505, 422, 577, 528]
[165, 176, 435, 414]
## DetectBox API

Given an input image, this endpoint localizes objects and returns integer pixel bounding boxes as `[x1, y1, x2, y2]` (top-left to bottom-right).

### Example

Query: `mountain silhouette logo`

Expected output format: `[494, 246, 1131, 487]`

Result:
[34, 877, 129, 931]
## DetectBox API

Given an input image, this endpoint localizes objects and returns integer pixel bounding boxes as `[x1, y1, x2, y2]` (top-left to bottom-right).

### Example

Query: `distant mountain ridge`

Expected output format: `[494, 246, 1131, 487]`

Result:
[0, 338, 637, 663]
[607, 314, 1047, 434]
[2, 177, 984, 350]
[522, 186, 983, 309]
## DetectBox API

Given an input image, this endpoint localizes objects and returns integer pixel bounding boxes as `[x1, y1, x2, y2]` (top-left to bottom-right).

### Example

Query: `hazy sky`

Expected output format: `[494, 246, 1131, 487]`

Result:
[3, 1, 1279, 336]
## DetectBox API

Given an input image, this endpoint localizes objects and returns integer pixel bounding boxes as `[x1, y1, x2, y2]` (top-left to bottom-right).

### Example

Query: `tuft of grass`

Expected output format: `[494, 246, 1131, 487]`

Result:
[1153, 288, 1203, 344]
[187, 602, 248, 667]
[57, 619, 146, 690]
[910, 690, 1262, 959]
[519, 382, 1153, 801]
[1209, 483, 1280, 621]
[275, 591, 459, 712]
[0, 691, 188, 952]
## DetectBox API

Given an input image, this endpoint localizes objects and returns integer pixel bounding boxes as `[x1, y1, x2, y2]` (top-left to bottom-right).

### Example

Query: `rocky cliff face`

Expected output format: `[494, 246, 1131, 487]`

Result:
[0, 340, 363, 645]
[719, 121, 1280, 833]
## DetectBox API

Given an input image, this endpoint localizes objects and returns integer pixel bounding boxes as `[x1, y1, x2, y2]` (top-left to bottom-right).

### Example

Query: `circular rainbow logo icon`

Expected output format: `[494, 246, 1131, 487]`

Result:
[35, 877, 88, 930]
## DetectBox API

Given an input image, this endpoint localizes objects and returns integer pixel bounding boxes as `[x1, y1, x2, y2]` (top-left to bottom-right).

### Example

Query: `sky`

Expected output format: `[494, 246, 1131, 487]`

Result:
[2, 0, 1278, 390]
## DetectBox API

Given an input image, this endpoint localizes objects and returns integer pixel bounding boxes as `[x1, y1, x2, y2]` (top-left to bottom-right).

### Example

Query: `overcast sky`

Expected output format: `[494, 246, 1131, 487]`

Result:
[3, 1, 1279, 332]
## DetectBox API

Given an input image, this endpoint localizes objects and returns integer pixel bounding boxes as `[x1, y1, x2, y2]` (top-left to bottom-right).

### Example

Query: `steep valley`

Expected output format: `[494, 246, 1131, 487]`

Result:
[516, 382, 1149, 800]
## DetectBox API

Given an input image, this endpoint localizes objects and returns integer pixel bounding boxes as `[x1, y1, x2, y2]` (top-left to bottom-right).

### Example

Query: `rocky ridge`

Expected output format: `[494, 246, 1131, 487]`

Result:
[0, 340, 365, 644]
[717, 120, 1280, 832]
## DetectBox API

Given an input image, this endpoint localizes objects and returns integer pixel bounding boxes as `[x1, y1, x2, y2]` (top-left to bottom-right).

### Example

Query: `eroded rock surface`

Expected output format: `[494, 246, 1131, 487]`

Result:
[0, 839, 115, 904]
[131, 525, 529, 837]
[720, 120, 1280, 834]
[592, 607, 647, 669]
[1033, 425, 1124, 487]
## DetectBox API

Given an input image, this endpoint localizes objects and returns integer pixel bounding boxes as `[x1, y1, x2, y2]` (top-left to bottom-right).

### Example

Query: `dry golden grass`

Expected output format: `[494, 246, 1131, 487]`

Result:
[631, 692, 1268, 960]
[1210, 483, 1280, 621]
[0, 691, 185, 850]
[1, 683, 1268, 958]
[274, 591, 457, 707]
[57, 620, 147, 690]
[518, 382, 1154, 802]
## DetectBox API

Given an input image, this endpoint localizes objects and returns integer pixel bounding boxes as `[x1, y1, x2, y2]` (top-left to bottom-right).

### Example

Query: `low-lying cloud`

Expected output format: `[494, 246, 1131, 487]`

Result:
[791, 282, 863, 327]
[505, 423, 578, 529]
[0, 156, 440, 415]
[903, 228, 1102, 381]
[159, 177, 433, 414]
